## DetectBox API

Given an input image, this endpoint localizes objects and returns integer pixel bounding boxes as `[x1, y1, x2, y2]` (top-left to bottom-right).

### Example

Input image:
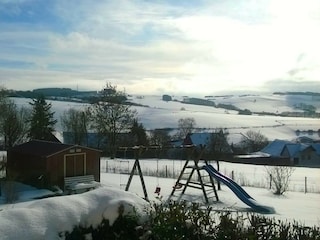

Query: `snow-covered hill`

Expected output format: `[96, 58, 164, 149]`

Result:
[12, 93, 320, 144]
[127, 94, 320, 143]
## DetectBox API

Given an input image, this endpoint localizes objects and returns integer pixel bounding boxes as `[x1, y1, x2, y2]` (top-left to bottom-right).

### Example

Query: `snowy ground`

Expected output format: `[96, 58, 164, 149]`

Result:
[0, 187, 149, 240]
[100, 159, 320, 227]
[102, 173, 320, 226]
[0, 158, 319, 239]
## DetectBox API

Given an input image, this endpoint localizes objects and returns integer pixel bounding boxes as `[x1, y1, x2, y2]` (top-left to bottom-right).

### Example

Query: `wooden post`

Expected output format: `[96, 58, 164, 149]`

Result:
[165, 165, 168, 178]
[216, 160, 221, 190]
[269, 174, 272, 189]
[125, 146, 149, 201]
[305, 176, 307, 194]
[168, 144, 219, 204]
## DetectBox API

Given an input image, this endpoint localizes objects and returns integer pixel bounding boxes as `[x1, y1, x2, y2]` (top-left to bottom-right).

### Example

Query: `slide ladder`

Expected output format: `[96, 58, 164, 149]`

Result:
[168, 145, 219, 203]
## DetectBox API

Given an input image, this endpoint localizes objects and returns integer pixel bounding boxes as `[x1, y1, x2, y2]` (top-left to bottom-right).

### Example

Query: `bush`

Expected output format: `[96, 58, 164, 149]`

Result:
[148, 201, 216, 240]
[266, 166, 295, 195]
[64, 204, 141, 240]
[63, 201, 320, 240]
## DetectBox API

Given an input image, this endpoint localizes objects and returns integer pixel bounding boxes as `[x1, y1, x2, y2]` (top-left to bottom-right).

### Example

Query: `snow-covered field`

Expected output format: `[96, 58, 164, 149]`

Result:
[130, 95, 320, 143]
[12, 93, 320, 143]
[102, 158, 320, 193]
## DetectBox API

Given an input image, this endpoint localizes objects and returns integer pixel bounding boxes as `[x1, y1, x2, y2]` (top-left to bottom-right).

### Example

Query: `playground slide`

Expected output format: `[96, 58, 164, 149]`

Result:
[206, 165, 254, 200]
[203, 165, 273, 213]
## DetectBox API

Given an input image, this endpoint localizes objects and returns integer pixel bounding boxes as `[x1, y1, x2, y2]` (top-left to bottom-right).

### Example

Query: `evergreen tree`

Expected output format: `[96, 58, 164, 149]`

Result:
[130, 118, 148, 146]
[28, 95, 57, 140]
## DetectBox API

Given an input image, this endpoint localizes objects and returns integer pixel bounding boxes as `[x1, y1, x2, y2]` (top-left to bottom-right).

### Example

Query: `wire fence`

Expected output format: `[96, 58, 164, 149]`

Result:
[101, 158, 320, 194]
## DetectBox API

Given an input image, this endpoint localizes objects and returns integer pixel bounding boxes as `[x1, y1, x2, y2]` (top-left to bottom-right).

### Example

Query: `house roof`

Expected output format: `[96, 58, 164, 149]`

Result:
[260, 139, 291, 156]
[9, 140, 100, 158]
[261, 139, 318, 158]
[183, 133, 211, 146]
[284, 144, 309, 157]
[311, 143, 320, 154]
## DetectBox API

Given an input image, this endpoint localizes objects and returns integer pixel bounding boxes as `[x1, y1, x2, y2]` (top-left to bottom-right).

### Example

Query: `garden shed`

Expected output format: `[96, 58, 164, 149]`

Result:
[7, 140, 101, 191]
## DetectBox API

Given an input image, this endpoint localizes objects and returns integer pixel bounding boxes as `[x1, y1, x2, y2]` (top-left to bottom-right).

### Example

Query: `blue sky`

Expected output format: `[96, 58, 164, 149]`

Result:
[0, 0, 320, 95]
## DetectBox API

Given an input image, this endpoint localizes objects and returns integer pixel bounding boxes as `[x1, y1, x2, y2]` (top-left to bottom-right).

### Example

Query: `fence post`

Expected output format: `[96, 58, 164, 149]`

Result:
[106, 160, 108, 173]
[305, 176, 307, 194]
[269, 174, 272, 189]
[166, 165, 168, 178]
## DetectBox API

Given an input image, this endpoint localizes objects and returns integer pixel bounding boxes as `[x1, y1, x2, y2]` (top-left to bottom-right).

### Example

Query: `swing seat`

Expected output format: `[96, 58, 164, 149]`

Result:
[173, 182, 183, 189]
[154, 186, 161, 194]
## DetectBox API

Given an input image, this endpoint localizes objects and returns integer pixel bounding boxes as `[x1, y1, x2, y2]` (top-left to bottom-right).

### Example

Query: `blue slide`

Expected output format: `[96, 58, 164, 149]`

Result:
[203, 164, 273, 213]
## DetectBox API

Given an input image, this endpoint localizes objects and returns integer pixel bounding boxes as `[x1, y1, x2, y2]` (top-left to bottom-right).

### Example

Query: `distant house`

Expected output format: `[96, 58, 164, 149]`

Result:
[182, 132, 232, 155]
[260, 139, 320, 166]
[63, 132, 107, 150]
[236, 139, 320, 166]
[7, 140, 101, 190]
[63, 131, 135, 151]
[182, 132, 211, 146]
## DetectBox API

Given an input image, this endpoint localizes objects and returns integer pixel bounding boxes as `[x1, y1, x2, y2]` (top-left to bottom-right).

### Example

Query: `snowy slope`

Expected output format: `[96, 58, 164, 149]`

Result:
[11, 93, 320, 143]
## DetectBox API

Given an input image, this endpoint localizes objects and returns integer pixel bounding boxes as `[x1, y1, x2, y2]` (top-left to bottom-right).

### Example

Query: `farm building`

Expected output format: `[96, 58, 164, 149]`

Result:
[235, 139, 320, 166]
[6, 140, 101, 191]
[260, 139, 320, 166]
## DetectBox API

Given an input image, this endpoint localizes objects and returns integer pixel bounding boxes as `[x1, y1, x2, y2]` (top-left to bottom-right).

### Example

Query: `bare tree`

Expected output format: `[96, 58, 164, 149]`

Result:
[266, 166, 295, 195]
[208, 128, 231, 190]
[0, 89, 29, 149]
[239, 130, 269, 153]
[61, 108, 91, 145]
[149, 129, 171, 147]
[1, 100, 29, 149]
[177, 117, 196, 139]
[90, 83, 137, 157]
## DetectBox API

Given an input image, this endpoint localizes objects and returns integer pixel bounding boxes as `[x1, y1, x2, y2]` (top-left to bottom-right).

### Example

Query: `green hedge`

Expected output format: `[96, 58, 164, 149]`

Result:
[63, 201, 320, 240]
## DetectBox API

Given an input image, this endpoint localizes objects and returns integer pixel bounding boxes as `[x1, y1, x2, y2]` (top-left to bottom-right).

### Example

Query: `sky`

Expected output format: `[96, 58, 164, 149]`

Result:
[0, 0, 320, 96]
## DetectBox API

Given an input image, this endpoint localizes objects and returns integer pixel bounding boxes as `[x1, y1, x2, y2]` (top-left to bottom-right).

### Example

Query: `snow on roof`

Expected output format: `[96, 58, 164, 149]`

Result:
[0, 187, 149, 240]
[236, 152, 271, 158]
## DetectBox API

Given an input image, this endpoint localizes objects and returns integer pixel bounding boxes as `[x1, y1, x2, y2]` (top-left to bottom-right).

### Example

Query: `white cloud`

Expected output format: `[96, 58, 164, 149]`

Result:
[0, 0, 319, 94]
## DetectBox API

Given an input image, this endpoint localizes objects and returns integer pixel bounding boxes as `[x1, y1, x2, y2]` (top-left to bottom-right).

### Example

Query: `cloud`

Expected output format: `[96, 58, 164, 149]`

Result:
[263, 79, 320, 93]
[0, 0, 319, 94]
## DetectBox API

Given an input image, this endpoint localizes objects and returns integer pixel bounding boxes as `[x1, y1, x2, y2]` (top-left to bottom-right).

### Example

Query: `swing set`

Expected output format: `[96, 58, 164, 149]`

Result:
[117, 144, 219, 204]
[118, 145, 164, 201]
